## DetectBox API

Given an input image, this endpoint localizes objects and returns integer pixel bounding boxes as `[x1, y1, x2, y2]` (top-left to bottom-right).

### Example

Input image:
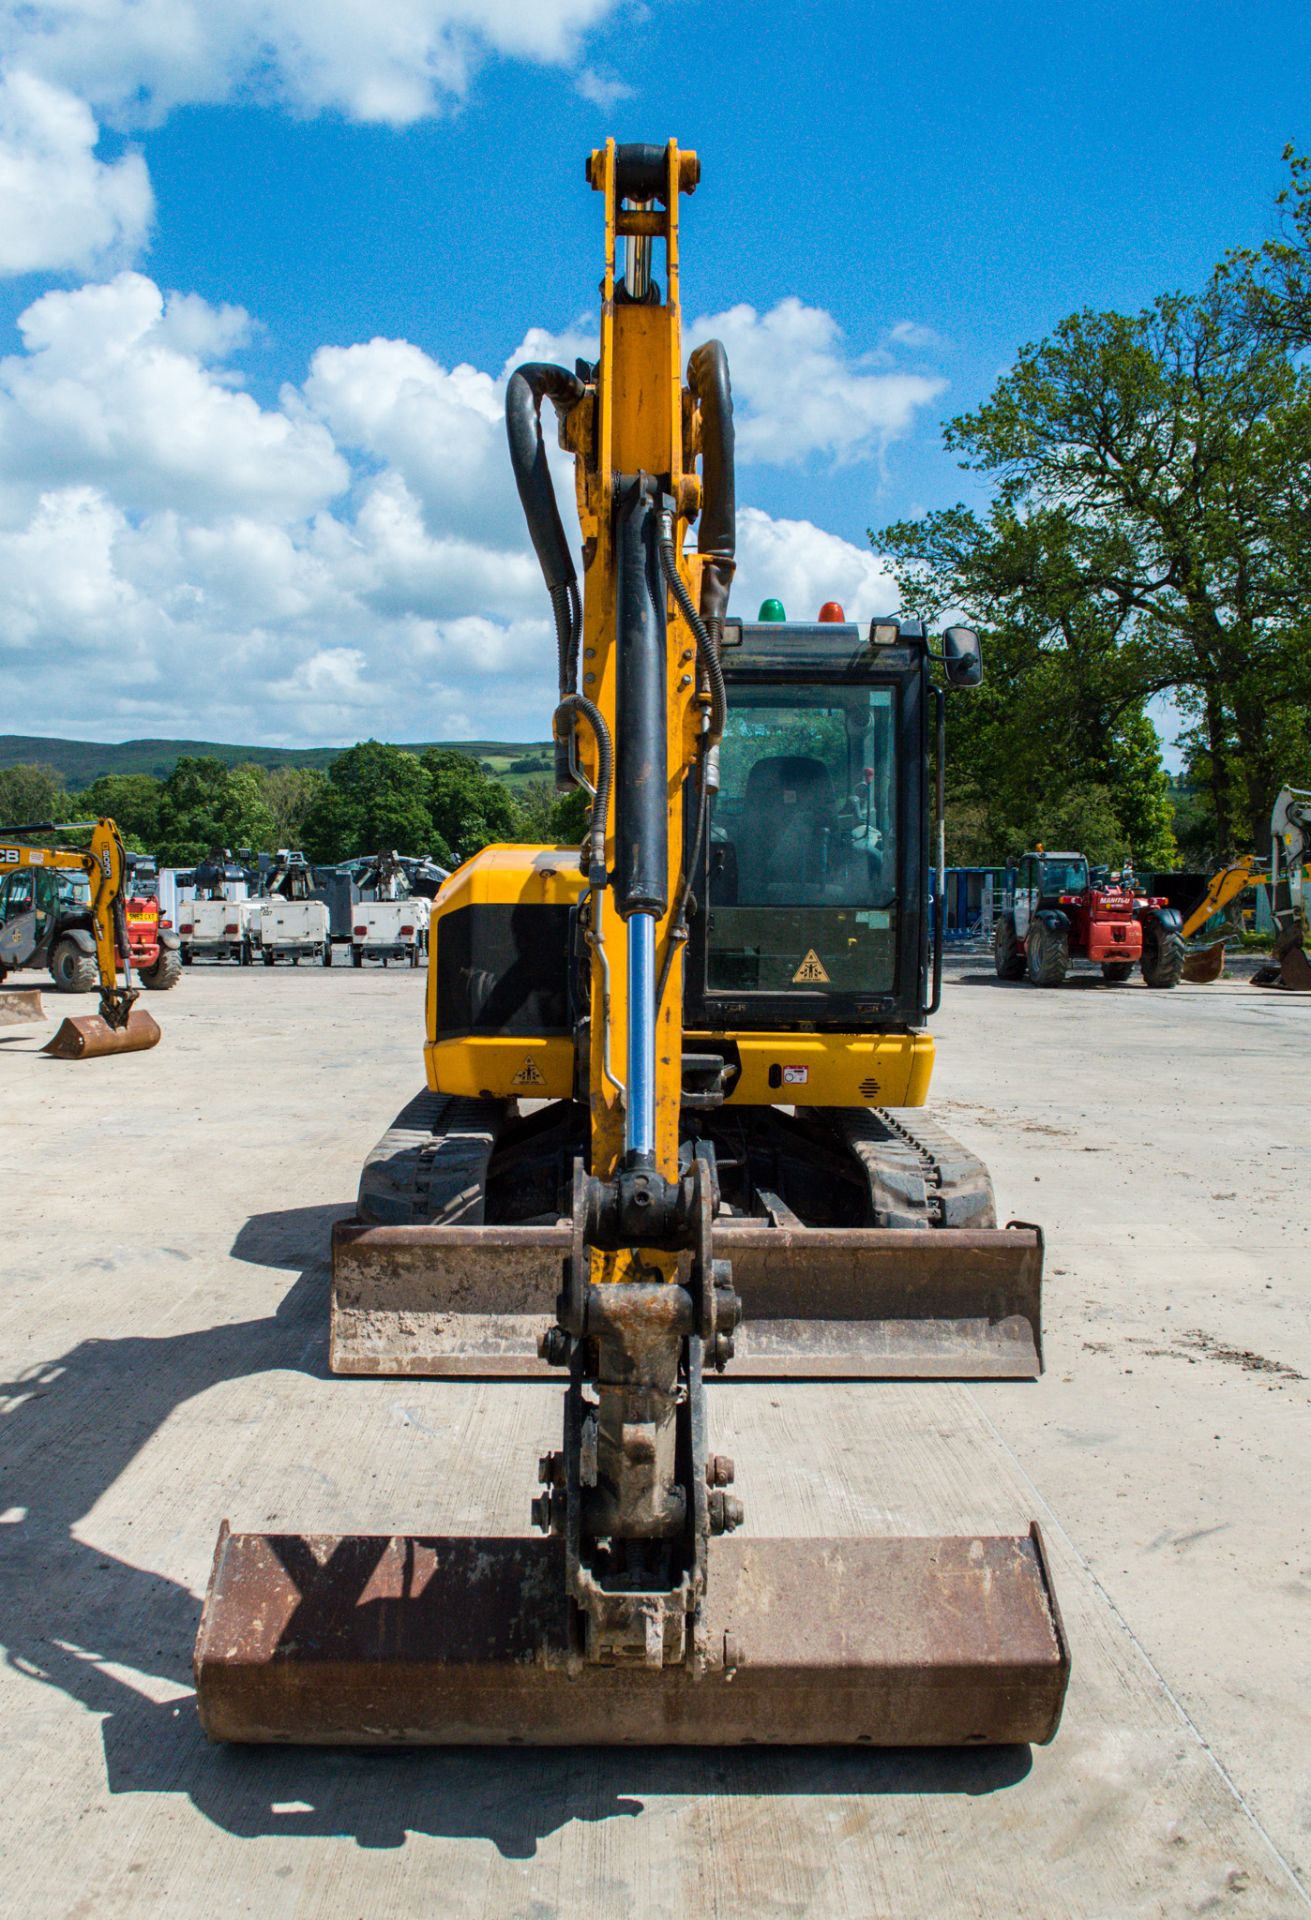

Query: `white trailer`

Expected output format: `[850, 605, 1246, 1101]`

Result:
[258, 898, 331, 966]
[350, 897, 430, 968]
[179, 897, 261, 965]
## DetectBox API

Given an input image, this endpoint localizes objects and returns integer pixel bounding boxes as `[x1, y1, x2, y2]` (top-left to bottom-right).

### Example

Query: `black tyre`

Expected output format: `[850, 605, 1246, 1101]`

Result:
[994, 913, 1025, 980]
[1026, 918, 1069, 987]
[181, 945, 193, 967]
[140, 948, 182, 991]
[1101, 961, 1134, 983]
[352, 947, 363, 968]
[409, 945, 420, 969]
[322, 942, 333, 968]
[1141, 920, 1185, 989]
[239, 940, 252, 966]
[263, 950, 276, 967]
[51, 939, 98, 994]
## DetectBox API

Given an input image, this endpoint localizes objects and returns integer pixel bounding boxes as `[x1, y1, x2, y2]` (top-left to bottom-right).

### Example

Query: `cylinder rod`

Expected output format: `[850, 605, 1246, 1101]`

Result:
[625, 911, 656, 1160]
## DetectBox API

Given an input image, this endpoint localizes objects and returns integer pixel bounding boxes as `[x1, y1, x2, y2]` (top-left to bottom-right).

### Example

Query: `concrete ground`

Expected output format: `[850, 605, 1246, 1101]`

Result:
[0, 956, 1307, 1918]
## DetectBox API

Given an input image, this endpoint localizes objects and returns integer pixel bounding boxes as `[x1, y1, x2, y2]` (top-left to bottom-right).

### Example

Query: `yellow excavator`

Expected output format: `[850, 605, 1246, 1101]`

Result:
[0, 818, 161, 1056]
[195, 141, 1068, 1746]
[1180, 788, 1311, 987]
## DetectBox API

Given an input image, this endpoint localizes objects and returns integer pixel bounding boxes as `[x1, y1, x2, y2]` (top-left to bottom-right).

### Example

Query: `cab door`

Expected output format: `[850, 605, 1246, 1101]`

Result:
[0, 871, 39, 969]
[1013, 855, 1038, 939]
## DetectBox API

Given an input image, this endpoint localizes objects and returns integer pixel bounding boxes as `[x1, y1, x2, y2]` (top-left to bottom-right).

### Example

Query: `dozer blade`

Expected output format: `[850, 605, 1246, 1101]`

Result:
[195, 1521, 1068, 1747]
[1182, 940, 1226, 984]
[42, 1007, 161, 1058]
[0, 987, 44, 1025]
[330, 1221, 1044, 1381]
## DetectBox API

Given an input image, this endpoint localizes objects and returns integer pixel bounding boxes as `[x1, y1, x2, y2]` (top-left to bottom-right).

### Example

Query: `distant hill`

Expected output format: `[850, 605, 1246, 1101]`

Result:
[0, 735, 553, 789]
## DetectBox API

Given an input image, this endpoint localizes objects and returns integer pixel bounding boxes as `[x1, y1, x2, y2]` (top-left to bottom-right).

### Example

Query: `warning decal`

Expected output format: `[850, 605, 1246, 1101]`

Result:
[792, 948, 830, 984]
[511, 1056, 547, 1088]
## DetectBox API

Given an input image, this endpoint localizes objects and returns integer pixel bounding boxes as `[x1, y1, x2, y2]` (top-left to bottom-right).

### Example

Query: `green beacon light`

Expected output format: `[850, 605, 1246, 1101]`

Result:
[758, 597, 787, 622]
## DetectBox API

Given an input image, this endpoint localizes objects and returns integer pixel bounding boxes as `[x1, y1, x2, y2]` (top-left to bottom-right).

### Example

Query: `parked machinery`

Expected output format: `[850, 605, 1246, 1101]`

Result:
[995, 848, 1184, 988]
[195, 139, 1068, 1749]
[0, 818, 165, 1054]
[257, 851, 331, 967]
[349, 851, 430, 967]
[178, 849, 260, 966]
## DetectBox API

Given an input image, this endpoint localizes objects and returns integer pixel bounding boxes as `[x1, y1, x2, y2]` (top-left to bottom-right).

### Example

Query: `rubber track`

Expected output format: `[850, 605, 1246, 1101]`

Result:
[356, 1089, 507, 1226]
[832, 1108, 997, 1231]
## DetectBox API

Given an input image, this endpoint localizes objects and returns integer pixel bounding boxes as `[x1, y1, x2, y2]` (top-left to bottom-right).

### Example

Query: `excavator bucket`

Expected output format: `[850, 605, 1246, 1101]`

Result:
[330, 1219, 1045, 1381]
[1182, 940, 1226, 984]
[195, 1521, 1068, 1747]
[1278, 941, 1311, 991]
[42, 1006, 161, 1058]
[0, 988, 44, 1025]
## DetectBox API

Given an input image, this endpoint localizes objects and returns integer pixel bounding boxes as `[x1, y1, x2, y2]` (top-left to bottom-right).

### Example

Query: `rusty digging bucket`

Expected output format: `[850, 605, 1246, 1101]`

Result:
[1182, 940, 1227, 984]
[0, 987, 45, 1026]
[194, 1521, 1069, 1747]
[42, 1006, 161, 1058]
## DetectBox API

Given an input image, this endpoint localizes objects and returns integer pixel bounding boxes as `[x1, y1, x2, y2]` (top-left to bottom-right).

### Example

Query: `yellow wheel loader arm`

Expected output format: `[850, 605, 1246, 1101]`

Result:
[195, 141, 1068, 1747]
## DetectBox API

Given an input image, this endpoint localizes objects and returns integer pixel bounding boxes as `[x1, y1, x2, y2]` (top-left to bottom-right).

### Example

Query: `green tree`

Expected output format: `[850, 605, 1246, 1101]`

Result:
[257, 764, 330, 848]
[0, 763, 71, 832]
[421, 749, 519, 862]
[879, 278, 1311, 859]
[302, 741, 441, 864]
[512, 779, 592, 845]
[78, 773, 163, 849]
[154, 756, 277, 865]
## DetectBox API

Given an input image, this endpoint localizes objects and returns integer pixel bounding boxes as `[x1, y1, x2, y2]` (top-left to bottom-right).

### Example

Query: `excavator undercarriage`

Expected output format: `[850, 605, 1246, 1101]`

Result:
[195, 138, 1069, 1749]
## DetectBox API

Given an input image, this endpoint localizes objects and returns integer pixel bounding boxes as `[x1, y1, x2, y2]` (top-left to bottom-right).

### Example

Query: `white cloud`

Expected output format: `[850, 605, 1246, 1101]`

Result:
[575, 67, 632, 108]
[0, 273, 346, 520]
[0, 1, 624, 129]
[0, 273, 914, 744]
[0, 69, 153, 275]
[689, 298, 946, 466]
[733, 506, 897, 625]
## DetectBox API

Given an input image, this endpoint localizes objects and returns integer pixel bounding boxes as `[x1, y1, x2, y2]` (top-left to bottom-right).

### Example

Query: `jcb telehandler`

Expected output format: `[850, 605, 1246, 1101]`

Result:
[196, 141, 1069, 1747]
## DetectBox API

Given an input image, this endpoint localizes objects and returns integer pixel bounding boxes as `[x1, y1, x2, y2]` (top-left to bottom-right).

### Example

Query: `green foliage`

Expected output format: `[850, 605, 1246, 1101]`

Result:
[0, 762, 71, 832]
[152, 756, 278, 866]
[78, 773, 162, 849]
[877, 217, 1311, 865]
[421, 748, 519, 861]
[301, 741, 443, 865]
[513, 780, 592, 844]
[260, 765, 330, 848]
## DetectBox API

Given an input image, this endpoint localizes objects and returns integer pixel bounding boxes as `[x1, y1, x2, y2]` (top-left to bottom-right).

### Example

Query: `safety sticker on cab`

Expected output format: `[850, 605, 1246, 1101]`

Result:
[511, 1056, 547, 1088]
[792, 948, 830, 984]
[781, 1065, 809, 1086]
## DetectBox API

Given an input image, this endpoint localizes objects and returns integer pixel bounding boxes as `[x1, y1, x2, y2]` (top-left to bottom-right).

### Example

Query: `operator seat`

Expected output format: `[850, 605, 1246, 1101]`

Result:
[736, 754, 840, 903]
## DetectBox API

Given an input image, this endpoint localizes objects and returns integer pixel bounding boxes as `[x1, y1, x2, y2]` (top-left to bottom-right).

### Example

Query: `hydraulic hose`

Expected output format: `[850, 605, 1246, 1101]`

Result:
[657, 511, 726, 744]
[554, 692, 612, 888]
[686, 339, 736, 628]
[505, 362, 586, 700]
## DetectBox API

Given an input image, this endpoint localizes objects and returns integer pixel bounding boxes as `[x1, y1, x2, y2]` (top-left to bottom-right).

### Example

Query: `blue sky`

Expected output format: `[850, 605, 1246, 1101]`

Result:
[0, 0, 1306, 745]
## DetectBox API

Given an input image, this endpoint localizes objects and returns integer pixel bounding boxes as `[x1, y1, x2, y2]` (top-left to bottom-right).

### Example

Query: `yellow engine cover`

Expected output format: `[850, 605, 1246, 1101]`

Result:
[425, 843, 934, 1108]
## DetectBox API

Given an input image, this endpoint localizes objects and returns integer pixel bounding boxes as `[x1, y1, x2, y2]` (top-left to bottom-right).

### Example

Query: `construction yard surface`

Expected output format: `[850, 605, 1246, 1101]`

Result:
[1, 959, 1307, 1918]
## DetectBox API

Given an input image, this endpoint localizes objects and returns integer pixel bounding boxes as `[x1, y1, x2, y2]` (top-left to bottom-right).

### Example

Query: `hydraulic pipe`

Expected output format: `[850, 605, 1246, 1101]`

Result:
[625, 911, 656, 1160]
[614, 478, 669, 921]
[929, 687, 946, 1016]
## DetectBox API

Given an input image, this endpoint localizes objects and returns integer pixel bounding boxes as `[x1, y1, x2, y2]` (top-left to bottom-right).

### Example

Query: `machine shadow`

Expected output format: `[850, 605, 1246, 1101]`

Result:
[0, 1210, 335, 1823]
[104, 1708, 1033, 1858]
[956, 971, 1122, 990]
[2, 1203, 1032, 1859]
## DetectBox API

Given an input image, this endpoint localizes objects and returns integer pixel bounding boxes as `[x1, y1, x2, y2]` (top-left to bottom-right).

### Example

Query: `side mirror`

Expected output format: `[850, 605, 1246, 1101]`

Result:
[942, 625, 983, 688]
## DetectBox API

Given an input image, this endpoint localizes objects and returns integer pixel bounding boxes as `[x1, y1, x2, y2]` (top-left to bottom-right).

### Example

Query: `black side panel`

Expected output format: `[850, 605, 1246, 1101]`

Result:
[435, 903, 573, 1039]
